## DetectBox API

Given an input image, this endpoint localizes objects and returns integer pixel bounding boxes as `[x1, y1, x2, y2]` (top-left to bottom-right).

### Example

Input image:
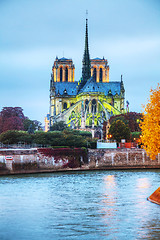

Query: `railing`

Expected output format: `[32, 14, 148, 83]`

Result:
[0, 142, 50, 149]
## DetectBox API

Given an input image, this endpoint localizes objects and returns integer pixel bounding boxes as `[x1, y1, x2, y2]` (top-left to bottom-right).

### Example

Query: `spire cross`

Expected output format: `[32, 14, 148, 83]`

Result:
[86, 10, 88, 20]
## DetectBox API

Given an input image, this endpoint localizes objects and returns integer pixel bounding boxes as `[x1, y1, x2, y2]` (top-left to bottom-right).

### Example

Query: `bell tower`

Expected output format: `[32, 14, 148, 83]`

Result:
[52, 57, 75, 82]
[91, 58, 109, 82]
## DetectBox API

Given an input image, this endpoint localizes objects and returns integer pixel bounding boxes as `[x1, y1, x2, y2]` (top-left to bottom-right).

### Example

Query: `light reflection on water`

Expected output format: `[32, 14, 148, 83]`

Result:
[0, 170, 160, 240]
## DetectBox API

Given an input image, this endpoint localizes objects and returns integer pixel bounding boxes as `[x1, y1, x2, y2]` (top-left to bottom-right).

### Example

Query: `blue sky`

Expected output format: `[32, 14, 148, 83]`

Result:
[0, 0, 160, 124]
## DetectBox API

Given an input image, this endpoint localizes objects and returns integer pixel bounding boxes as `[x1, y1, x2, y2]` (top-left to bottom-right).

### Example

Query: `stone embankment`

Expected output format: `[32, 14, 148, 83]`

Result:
[0, 148, 159, 175]
[88, 149, 160, 169]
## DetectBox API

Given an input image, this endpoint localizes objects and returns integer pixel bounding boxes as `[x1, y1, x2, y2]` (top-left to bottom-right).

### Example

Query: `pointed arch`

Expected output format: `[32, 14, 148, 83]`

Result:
[92, 99, 97, 113]
[63, 102, 67, 110]
[60, 67, 63, 82]
[93, 68, 97, 81]
[99, 67, 103, 82]
[65, 66, 68, 82]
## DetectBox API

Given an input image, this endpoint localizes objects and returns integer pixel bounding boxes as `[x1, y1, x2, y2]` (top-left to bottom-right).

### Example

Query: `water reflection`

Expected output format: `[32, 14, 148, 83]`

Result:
[136, 177, 151, 189]
[0, 171, 160, 239]
[99, 175, 117, 231]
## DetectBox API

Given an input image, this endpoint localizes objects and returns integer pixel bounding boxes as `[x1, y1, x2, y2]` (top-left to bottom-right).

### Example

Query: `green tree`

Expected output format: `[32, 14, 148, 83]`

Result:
[110, 112, 142, 132]
[23, 118, 42, 132]
[109, 120, 131, 142]
[50, 121, 68, 131]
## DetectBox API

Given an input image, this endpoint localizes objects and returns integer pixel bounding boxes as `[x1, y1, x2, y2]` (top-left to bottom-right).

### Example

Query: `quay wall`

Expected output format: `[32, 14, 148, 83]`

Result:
[0, 148, 159, 175]
[88, 149, 160, 169]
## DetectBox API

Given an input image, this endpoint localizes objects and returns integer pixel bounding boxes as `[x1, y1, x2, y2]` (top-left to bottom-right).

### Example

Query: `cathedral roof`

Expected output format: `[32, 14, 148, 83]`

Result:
[54, 79, 121, 97]
[99, 82, 121, 96]
[54, 82, 78, 96]
[79, 77, 99, 93]
[59, 57, 70, 61]
[92, 57, 103, 60]
[79, 77, 121, 96]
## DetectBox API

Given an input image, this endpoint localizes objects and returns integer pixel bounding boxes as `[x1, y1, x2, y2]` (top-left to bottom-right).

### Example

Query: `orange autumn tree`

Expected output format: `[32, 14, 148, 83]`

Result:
[140, 84, 160, 160]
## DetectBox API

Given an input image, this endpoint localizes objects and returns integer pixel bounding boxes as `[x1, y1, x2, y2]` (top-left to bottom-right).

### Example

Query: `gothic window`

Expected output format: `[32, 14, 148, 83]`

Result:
[91, 99, 97, 113]
[85, 99, 89, 112]
[60, 67, 63, 82]
[93, 68, 97, 81]
[99, 67, 103, 82]
[63, 102, 67, 110]
[65, 67, 68, 82]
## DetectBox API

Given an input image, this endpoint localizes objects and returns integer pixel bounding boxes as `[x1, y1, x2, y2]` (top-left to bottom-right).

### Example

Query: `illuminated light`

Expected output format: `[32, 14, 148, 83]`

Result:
[105, 175, 115, 182]
[137, 178, 150, 189]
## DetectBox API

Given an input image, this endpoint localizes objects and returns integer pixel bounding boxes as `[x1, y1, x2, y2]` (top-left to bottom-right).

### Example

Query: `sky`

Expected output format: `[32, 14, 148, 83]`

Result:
[0, 0, 160, 124]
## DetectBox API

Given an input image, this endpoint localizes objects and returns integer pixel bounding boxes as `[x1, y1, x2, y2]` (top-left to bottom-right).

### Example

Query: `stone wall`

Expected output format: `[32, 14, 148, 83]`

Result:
[88, 149, 160, 169]
[0, 148, 87, 174]
[0, 148, 159, 175]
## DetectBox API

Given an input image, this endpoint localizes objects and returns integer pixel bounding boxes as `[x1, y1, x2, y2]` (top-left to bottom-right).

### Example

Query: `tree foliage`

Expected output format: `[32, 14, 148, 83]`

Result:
[109, 119, 131, 142]
[131, 132, 141, 141]
[0, 130, 32, 144]
[50, 121, 68, 131]
[0, 107, 25, 133]
[140, 84, 160, 160]
[0, 129, 94, 148]
[23, 118, 42, 132]
[0, 107, 42, 133]
[110, 112, 142, 132]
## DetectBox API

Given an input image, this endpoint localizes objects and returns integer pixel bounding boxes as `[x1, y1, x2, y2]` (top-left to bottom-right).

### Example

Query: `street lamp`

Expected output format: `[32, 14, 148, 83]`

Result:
[107, 134, 112, 142]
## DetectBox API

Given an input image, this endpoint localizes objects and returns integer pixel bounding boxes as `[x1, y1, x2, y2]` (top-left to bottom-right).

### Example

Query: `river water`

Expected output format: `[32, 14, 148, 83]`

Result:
[0, 170, 160, 240]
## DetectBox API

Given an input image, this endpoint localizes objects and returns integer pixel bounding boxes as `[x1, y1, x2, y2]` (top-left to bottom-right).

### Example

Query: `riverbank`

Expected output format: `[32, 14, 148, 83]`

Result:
[0, 148, 159, 175]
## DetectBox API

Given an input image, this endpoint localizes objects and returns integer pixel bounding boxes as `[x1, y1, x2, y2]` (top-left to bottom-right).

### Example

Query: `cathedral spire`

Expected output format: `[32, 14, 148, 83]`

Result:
[82, 12, 91, 83]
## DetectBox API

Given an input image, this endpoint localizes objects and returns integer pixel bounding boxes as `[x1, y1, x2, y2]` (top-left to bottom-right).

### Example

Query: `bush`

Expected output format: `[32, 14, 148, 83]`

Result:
[79, 131, 92, 138]
[89, 140, 97, 149]
[0, 129, 93, 148]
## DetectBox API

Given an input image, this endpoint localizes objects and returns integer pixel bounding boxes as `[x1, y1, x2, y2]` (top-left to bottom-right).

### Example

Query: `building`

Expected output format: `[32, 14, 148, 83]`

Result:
[49, 17, 125, 137]
[44, 114, 50, 132]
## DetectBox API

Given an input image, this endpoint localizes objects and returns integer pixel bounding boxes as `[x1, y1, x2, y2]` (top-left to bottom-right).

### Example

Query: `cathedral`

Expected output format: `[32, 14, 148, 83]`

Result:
[49, 18, 125, 136]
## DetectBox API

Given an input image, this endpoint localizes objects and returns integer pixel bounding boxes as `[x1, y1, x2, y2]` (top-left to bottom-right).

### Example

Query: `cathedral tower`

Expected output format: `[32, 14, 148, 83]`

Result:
[52, 57, 75, 82]
[91, 58, 109, 82]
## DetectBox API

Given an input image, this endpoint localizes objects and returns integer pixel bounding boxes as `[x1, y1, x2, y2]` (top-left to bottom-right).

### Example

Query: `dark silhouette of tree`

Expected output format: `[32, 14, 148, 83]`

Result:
[23, 118, 42, 132]
[109, 120, 131, 142]
[50, 121, 68, 131]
